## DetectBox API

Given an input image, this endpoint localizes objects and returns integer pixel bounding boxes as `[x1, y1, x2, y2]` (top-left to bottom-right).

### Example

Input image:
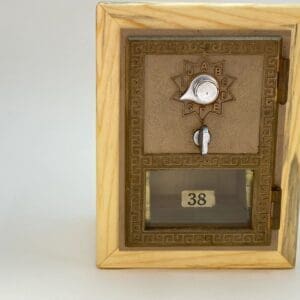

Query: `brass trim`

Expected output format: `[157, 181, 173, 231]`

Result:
[271, 186, 282, 230]
[277, 57, 290, 105]
[125, 37, 281, 247]
[145, 171, 151, 224]
[245, 169, 254, 209]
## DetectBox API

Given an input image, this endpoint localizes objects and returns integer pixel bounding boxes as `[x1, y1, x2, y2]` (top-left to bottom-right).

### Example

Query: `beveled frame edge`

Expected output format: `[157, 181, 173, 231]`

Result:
[96, 2, 300, 269]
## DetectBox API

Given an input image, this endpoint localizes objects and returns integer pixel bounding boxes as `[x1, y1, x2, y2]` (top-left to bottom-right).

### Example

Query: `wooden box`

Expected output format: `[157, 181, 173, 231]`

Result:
[96, 3, 300, 269]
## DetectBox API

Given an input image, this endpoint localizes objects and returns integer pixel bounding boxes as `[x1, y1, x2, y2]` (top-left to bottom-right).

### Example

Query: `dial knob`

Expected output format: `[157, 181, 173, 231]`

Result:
[180, 74, 219, 105]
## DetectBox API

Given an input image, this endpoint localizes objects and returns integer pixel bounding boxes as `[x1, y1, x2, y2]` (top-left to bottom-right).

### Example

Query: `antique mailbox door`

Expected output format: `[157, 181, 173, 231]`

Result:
[125, 36, 283, 247]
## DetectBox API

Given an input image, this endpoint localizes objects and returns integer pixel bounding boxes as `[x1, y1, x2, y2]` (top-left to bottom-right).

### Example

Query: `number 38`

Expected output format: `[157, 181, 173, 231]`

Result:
[187, 192, 207, 206]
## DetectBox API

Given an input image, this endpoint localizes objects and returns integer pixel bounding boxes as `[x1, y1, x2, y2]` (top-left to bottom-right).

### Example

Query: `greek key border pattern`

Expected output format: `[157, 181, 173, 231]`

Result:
[125, 38, 280, 247]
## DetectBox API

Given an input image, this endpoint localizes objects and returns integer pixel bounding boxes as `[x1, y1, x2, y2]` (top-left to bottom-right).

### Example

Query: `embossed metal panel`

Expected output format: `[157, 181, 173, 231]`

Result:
[125, 37, 281, 247]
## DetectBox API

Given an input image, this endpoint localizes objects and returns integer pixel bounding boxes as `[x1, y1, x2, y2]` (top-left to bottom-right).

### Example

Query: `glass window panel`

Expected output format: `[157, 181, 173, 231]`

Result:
[145, 169, 253, 228]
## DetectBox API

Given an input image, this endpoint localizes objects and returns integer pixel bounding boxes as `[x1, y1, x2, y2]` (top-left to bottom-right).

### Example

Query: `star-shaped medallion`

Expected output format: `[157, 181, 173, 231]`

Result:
[171, 58, 236, 121]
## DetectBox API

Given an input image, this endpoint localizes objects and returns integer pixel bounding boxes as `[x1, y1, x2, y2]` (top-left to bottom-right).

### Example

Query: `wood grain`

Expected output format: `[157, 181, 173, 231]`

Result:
[102, 4, 300, 30]
[96, 3, 300, 269]
[277, 25, 300, 266]
[101, 249, 291, 269]
[96, 5, 120, 266]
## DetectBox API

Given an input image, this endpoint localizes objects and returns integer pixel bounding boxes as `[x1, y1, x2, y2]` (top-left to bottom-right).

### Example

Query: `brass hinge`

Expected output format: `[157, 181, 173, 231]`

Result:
[277, 57, 289, 105]
[271, 186, 282, 230]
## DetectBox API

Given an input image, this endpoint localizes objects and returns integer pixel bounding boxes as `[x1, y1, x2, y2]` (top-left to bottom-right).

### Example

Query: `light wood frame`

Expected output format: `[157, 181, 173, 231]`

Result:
[96, 2, 300, 269]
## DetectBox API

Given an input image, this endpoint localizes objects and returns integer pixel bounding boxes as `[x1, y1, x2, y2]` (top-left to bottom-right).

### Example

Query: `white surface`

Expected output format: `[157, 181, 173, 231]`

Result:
[0, 1, 300, 299]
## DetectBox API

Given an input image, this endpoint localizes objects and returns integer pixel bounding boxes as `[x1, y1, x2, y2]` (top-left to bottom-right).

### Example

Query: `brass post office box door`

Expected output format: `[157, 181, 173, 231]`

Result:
[125, 36, 281, 247]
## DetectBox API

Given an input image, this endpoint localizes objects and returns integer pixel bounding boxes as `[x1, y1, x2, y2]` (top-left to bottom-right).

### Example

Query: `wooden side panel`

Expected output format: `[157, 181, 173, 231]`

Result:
[278, 24, 300, 266]
[96, 5, 120, 266]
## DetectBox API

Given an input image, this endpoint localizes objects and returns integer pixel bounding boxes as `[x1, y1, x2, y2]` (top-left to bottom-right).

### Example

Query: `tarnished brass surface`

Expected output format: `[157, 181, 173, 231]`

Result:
[125, 37, 281, 247]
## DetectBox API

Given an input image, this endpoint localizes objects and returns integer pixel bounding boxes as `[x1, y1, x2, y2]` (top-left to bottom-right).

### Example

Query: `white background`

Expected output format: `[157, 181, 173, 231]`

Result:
[0, 1, 299, 299]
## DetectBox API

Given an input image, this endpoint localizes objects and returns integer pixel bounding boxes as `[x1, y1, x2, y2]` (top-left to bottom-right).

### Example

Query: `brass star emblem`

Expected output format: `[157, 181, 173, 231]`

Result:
[171, 58, 236, 121]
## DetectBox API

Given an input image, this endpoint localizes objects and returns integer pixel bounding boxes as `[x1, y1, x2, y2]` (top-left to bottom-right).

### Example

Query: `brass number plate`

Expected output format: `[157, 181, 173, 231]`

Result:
[181, 190, 215, 207]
